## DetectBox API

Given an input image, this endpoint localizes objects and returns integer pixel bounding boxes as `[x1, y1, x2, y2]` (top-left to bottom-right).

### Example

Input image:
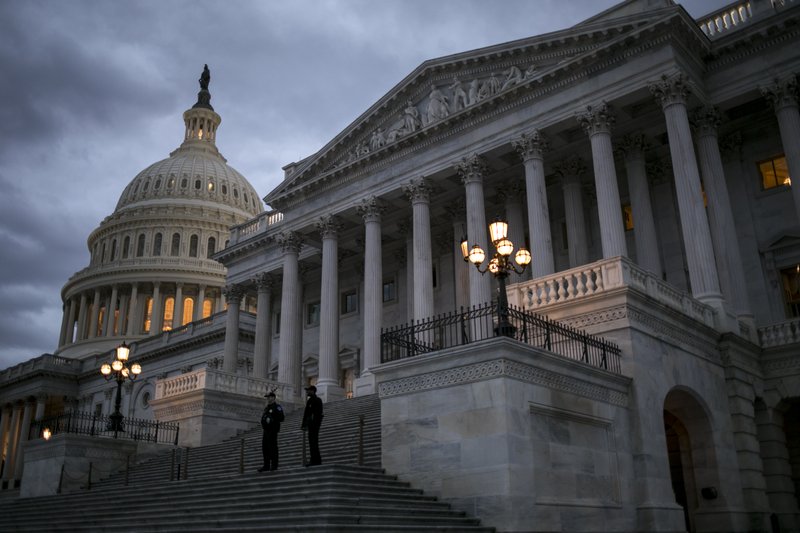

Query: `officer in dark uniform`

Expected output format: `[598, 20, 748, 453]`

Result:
[301, 385, 323, 466]
[258, 391, 284, 472]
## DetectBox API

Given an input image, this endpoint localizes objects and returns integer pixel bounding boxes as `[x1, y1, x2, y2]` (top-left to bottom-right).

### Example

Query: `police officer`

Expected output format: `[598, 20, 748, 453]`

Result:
[258, 391, 284, 472]
[301, 385, 323, 466]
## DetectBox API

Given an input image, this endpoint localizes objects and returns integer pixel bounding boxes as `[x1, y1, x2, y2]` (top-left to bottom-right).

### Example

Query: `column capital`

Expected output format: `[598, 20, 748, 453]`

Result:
[554, 156, 587, 181]
[455, 153, 488, 184]
[444, 197, 467, 219]
[356, 196, 386, 222]
[577, 102, 615, 136]
[719, 131, 743, 161]
[403, 177, 432, 203]
[616, 133, 650, 160]
[646, 158, 672, 185]
[649, 73, 691, 109]
[761, 75, 798, 112]
[397, 217, 412, 237]
[512, 129, 549, 161]
[223, 284, 244, 304]
[691, 106, 722, 137]
[253, 273, 276, 292]
[316, 215, 342, 239]
[497, 180, 525, 203]
[276, 231, 303, 254]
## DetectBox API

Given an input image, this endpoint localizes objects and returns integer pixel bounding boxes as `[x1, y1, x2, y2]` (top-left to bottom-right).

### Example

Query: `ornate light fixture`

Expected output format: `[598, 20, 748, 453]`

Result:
[100, 342, 141, 432]
[462, 217, 531, 336]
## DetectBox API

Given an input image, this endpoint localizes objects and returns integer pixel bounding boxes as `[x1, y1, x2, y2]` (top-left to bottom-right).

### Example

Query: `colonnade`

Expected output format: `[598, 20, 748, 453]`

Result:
[0, 397, 44, 487]
[58, 282, 225, 349]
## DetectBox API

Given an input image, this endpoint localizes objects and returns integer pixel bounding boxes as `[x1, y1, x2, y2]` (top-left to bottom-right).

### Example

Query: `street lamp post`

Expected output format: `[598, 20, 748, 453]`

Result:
[100, 342, 142, 432]
[461, 218, 531, 336]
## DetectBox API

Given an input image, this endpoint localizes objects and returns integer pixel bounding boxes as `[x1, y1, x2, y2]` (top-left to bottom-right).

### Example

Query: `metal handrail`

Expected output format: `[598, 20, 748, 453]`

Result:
[30, 410, 179, 446]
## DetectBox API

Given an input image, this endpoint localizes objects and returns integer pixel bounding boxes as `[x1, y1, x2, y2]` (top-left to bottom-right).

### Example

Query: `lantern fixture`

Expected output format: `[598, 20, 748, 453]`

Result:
[99, 342, 141, 433]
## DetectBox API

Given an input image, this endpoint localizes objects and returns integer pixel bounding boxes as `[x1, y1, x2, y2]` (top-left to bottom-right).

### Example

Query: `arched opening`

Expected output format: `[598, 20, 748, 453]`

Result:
[170, 233, 181, 256]
[152, 233, 162, 256]
[663, 388, 721, 533]
[207, 237, 216, 258]
[142, 297, 153, 333]
[136, 234, 145, 257]
[162, 297, 175, 331]
[189, 235, 199, 257]
[182, 297, 194, 326]
[202, 298, 213, 318]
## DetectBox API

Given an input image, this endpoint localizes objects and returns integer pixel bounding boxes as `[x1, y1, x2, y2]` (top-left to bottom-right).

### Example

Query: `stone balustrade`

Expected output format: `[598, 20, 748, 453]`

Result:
[154, 367, 288, 401]
[698, 1, 753, 37]
[229, 209, 284, 245]
[0, 354, 80, 385]
[758, 318, 800, 348]
[508, 256, 716, 328]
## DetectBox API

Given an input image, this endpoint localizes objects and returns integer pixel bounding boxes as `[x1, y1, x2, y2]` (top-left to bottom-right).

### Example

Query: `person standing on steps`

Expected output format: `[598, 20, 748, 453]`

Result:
[301, 385, 324, 466]
[258, 391, 284, 472]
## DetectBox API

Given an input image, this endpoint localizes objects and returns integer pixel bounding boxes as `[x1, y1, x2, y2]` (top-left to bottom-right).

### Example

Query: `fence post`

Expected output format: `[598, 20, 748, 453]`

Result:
[174, 424, 180, 446]
[239, 438, 245, 475]
[544, 319, 552, 351]
[170, 448, 176, 481]
[57, 464, 64, 494]
[87, 462, 92, 491]
[90, 415, 96, 436]
[154, 421, 160, 444]
[124, 454, 130, 486]
[182, 448, 189, 480]
[358, 414, 365, 466]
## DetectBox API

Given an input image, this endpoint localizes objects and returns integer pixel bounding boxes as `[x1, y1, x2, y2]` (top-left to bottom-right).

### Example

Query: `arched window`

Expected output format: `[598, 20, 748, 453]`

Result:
[136, 234, 146, 257]
[143, 297, 153, 333]
[189, 235, 199, 257]
[222, 184, 228, 195]
[207, 180, 215, 192]
[171, 233, 181, 256]
[143, 180, 150, 191]
[93, 243, 99, 264]
[122, 236, 130, 259]
[162, 297, 174, 331]
[154, 178, 162, 190]
[183, 298, 194, 326]
[233, 188, 239, 199]
[167, 176, 175, 189]
[194, 179, 202, 190]
[101, 243, 107, 263]
[181, 177, 188, 188]
[202, 298, 213, 318]
[110, 239, 117, 261]
[207, 237, 216, 258]
[153, 233, 162, 256]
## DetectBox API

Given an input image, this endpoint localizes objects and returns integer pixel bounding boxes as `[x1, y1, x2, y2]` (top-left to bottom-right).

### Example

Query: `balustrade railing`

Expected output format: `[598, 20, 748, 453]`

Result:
[30, 411, 179, 445]
[381, 302, 621, 374]
[759, 318, 800, 348]
[229, 209, 285, 245]
[155, 367, 288, 400]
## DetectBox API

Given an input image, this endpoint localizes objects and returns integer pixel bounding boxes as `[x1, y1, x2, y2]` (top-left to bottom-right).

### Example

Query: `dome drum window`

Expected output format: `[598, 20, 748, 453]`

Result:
[181, 177, 188, 188]
[155, 178, 162, 190]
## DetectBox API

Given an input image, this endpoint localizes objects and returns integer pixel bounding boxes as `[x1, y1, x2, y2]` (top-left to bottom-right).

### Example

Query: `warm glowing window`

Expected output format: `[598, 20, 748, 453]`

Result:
[759, 155, 791, 190]
[183, 298, 194, 326]
[202, 299, 213, 318]
[622, 204, 634, 231]
[143, 297, 153, 333]
[97, 307, 105, 336]
[168, 177, 175, 189]
[207, 180, 215, 192]
[162, 297, 174, 331]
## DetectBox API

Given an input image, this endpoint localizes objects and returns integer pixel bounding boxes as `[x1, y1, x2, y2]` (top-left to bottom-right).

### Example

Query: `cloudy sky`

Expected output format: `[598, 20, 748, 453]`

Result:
[0, 0, 731, 369]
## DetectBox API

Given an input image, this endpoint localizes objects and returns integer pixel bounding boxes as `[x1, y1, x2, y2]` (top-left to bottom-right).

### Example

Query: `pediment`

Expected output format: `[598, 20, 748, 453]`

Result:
[266, 1, 695, 208]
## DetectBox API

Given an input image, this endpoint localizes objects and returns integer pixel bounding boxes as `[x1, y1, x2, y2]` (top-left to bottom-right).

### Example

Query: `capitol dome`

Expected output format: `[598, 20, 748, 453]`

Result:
[56, 66, 264, 359]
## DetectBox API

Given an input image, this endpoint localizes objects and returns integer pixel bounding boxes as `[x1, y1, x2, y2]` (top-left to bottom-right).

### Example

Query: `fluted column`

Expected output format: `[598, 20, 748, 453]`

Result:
[252, 274, 274, 379]
[555, 158, 589, 267]
[499, 181, 528, 283]
[194, 285, 206, 321]
[58, 302, 69, 347]
[104, 285, 119, 336]
[64, 298, 77, 345]
[3, 403, 21, 483]
[151, 283, 163, 334]
[456, 154, 492, 307]
[34, 395, 46, 421]
[650, 74, 723, 307]
[358, 197, 385, 374]
[617, 134, 662, 275]
[117, 294, 128, 336]
[76, 293, 88, 341]
[173, 283, 184, 329]
[577, 103, 627, 259]
[762, 75, 800, 221]
[404, 178, 435, 323]
[126, 284, 139, 335]
[398, 219, 414, 322]
[316, 215, 344, 401]
[693, 106, 754, 325]
[446, 200, 470, 310]
[0, 405, 12, 475]
[12, 400, 33, 481]
[222, 285, 243, 373]
[513, 130, 554, 277]
[756, 404, 800, 531]
[277, 232, 303, 397]
[88, 289, 101, 339]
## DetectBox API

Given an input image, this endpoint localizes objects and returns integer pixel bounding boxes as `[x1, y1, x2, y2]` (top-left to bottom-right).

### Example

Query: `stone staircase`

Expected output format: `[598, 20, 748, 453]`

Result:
[0, 394, 494, 532]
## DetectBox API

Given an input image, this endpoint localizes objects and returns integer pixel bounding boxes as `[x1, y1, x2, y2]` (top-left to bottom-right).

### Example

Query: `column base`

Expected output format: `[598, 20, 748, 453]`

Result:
[315, 381, 346, 403]
[353, 372, 377, 397]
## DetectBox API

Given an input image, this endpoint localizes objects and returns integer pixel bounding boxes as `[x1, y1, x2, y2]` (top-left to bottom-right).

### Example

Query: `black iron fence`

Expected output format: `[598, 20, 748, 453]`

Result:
[30, 411, 179, 446]
[381, 302, 621, 374]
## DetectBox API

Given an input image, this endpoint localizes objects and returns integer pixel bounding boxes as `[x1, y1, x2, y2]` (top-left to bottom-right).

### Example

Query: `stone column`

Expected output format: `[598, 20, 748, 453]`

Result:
[151, 283, 163, 334]
[104, 285, 119, 336]
[222, 285, 243, 374]
[0, 404, 12, 475]
[316, 215, 344, 401]
[277, 232, 303, 398]
[3, 403, 21, 483]
[194, 285, 206, 321]
[404, 178, 435, 323]
[762, 75, 800, 221]
[358, 197, 385, 379]
[499, 180, 528, 283]
[398, 219, 414, 322]
[76, 292, 88, 341]
[513, 130, 554, 277]
[117, 294, 128, 337]
[455, 154, 492, 308]
[617, 134, 662, 275]
[64, 298, 77, 345]
[693, 106, 754, 326]
[173, 283, 184, 329]
[756, 404, 800, 531]
[446, 200, 470, 310]
[58, 302, 69, 347]
[34, 396, 46, 421]
[126, 284, 139, 335]
[577, 103, 628, 259]
[252, 274, 274, 379]
[88, 289, 101, 339]
[12, 400, 34, 480]
[650, 75, 724, 310]
[555, 158, 589, 267]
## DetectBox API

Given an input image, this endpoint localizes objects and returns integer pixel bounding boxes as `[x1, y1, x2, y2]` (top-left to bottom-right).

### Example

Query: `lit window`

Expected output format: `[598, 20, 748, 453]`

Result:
[143, 297, 153, 333]
[202, 299, 213, 318]
[162, 297, 174, 331]
[382, 279, 396, 302]
[341, 290, 358, 315]
[208, 180, 215, 192]
[622, 204, 634, 231]
[307, 302, 321, 326]
[759, 155, 791, 190]
[168, 177, 175, 189]
[183, 298, 194, 326]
